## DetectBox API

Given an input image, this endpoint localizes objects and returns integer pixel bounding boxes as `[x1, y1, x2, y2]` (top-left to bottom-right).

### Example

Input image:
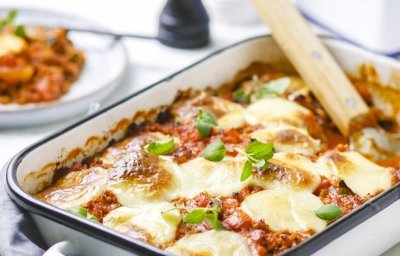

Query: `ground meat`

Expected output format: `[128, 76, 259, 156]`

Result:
[315, 178, 365, 215]
[240, 221, 313, 256]
[85, 190, 121, 222]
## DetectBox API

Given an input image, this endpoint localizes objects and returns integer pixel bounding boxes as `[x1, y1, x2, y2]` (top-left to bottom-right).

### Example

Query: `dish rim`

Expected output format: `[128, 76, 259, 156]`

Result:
[4, 35, 400, 256]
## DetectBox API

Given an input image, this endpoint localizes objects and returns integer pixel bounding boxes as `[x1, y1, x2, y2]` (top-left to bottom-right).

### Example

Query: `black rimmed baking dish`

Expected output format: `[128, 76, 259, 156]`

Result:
[4, 35, 400, 256]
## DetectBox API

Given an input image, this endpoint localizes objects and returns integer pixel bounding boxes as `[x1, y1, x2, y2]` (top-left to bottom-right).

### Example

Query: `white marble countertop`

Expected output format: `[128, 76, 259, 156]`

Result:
[0, 0, 399, 255]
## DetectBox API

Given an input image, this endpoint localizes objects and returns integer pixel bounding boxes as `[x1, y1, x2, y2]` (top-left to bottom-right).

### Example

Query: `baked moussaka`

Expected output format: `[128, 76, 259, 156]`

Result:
[35, 63, 400, 255]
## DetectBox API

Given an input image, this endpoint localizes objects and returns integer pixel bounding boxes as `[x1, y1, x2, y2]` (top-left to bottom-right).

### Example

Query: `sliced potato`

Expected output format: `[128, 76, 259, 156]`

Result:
[0, 33, 27, 57]
[0, 64, 34, 84]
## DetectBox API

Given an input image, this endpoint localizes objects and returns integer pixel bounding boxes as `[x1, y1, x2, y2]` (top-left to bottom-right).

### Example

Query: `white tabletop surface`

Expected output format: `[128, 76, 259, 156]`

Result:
[0, 1, 399, 255]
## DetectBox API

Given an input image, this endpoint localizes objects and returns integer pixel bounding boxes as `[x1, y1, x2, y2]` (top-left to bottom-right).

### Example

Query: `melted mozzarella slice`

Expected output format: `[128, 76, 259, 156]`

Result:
[35, 167, 107, 209]
[218, 110, 247, 130]
[317, 151, 393, 197]
[213, 97, 246, 130]
[100, 133, 181, 206]
[108, 155, 181, 207]
[252, 152, 321, 192]
[98, 132, 171, 165]
[170, 93, 246, 129]
[241, 189, 326, 232]
[103, 202, 180, 247]
[245, 98, 311, 128]
[350, 128, 400, 162]
[285, 76, 311, 99]
[179, 156, 251, 198]
[166, 230, 251, 256]
[251, 126, 320, 155]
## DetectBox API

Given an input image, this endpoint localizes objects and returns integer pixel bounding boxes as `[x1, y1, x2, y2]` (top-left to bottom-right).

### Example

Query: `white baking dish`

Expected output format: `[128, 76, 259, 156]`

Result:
[5, 35, 400, 256]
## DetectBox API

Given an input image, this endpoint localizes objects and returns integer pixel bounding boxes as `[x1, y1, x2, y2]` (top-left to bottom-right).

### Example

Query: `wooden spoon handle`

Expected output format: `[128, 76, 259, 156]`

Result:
[250, 0, 369, 135]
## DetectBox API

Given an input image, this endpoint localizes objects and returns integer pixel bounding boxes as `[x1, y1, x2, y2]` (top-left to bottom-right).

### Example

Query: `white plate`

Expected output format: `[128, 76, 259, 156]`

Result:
[0, 8, 128, 127]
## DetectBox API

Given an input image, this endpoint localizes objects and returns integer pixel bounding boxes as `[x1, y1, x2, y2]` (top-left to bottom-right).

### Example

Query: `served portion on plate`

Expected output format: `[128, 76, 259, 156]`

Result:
[33, 62, 400, 255]
[0, 10, 85, 104]
[0, 8, 127, 127]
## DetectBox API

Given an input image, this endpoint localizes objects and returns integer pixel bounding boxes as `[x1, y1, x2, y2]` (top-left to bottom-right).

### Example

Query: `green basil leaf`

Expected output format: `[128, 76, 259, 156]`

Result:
[315, 204, 343, 221]
[255, 90, 276, 99]
[201, 110, 217, 126]
[147, 138, 175, 155]
[255, 77, 291, 99]
[233, 88, 250, 104]
[0, 10, 17, 28]
[265, 77, 291, 94]
[183, 209, 206, 224]
[245, 140, 273, 160]
[205, 212, 224, 231]
[8, 10, 17, 22]
[67, 206, 99, 222]
[196, 120, 212, 138]
[67, 206, 87, 217]
[86, 213, 100, 222]
[161, 208, 182, 224]
[240, 160, 253, 182]
[14, 25, 26, 38]
[202, 140, 226, 162]
[194, 110, 217, 138]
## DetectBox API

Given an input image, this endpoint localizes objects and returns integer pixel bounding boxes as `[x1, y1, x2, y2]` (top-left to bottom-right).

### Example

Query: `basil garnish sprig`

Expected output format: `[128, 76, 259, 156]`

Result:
[232, 76, 291, 104]
[146, 138, 175, 155]
[194, 110, 217, 138]
[236, 140, 274, 181]
[162, 199, 224, 231]
[315, 204, 343, 221]
[201, 138, 274, 182]
[233, 88, 251, 104]
[254, 77, 291, 99]
[67, 206, 99, 222]
[0, 10, 17, 28]
[0, 10, 27, 38]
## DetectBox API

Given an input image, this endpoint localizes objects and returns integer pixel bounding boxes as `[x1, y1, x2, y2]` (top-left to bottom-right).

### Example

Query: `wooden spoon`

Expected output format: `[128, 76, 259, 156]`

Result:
[250, 0, 371, 136]
[250, 0, 400, 165]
